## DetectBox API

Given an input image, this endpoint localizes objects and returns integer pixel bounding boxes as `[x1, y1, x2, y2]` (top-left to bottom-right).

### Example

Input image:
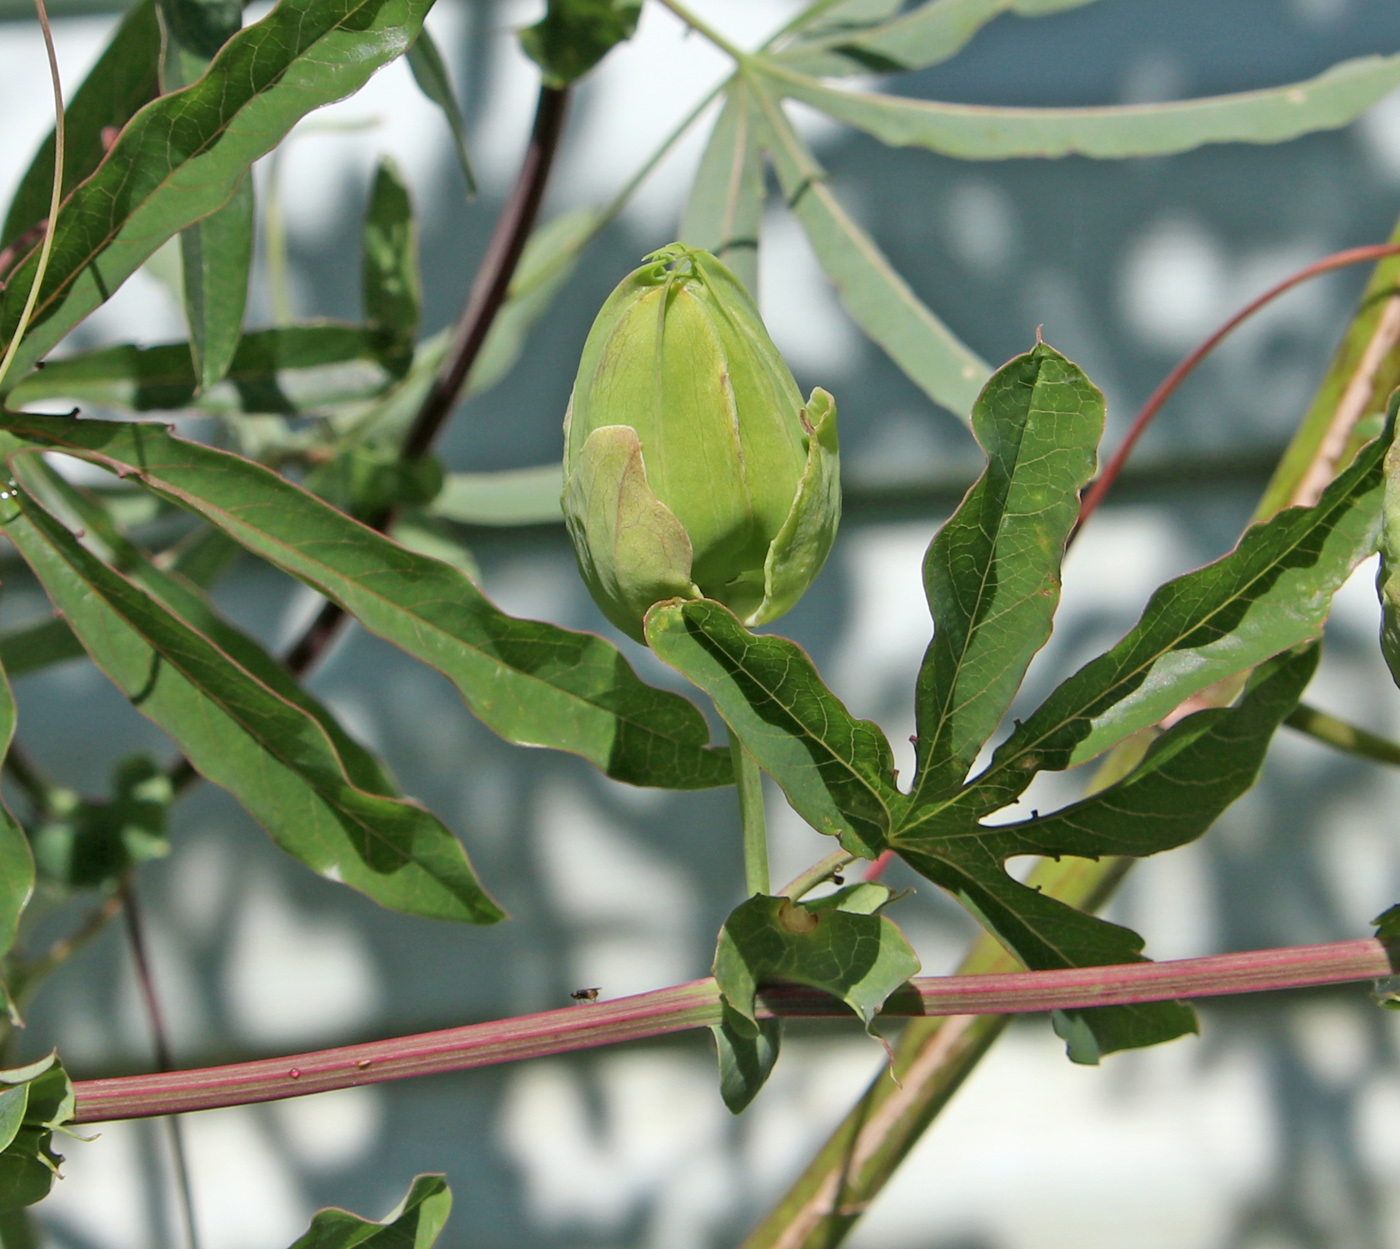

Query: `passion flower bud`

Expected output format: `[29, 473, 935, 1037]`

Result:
[562, 244, 840, 643]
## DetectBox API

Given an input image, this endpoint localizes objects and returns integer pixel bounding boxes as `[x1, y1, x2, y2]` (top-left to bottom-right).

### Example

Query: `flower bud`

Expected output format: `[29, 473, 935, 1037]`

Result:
[562, 244, 840, 642]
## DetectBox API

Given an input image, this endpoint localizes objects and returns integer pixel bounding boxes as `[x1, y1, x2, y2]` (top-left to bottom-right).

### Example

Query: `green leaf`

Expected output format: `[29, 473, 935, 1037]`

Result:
[179, 176, 255, 391]
[645, 598, 900, 856]
[714, 893, 920, 1032]
[288, 1173, 451, 1248]
[1, 0, 160, 249]
[896, 645, 1317, 1060]
[0, 655, 31, 968]
[0, 1055, 73, 1212]
[406, 28, 477, 195]
[0, 0, 439, 386]
[749, 82, 989, 420]
[773, 0, 1106, 77]
[30, 756, 171, 892]
[960, 414, 1394, 793]
[9, 324, 394, 416]
[362, 158, 421, 378]
[1375, 430, 1400, 690]
[1, 472, 504, 924]
[767, 51, 1400, 160]
[519, 0, 641, 88]
[712, 1011, 781, 1115]
[307, 444, 443, 517]
[157, 0, 250, 390]
[912, 342, 1103, 804]
[0, 618, 85, 680]
[428, 465, 563, 527]
[3, 413, 732, 791]
[681, 84, 765, 297]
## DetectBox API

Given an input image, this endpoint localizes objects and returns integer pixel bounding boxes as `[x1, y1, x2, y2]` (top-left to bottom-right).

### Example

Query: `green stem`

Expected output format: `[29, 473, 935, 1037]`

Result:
[0, 1209, 38, 1249]
[729, 727, 769, 896]
[780, 848, 855, 900]
[1286, 703, 1400, 767]
[655, 0, 749, 61]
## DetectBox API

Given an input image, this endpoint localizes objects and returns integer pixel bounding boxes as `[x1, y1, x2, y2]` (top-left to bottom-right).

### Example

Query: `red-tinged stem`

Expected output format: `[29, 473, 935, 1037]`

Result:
[72, 937, 1395, 1124]
[1072, 242, 1400, 540]
[864, 849, 894, 882]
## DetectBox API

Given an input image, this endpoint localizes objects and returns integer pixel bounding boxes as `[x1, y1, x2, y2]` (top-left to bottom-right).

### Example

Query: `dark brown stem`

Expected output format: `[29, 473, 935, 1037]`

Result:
[121, 877, 201, 1249]
[1072, 242, 1400, 542]
[277, 84, 570, 682]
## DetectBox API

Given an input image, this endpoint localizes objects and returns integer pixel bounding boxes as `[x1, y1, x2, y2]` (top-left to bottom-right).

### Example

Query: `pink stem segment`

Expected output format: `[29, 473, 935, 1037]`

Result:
[1074, 242, 1400, 537]
[72, 938, 1394, 1124]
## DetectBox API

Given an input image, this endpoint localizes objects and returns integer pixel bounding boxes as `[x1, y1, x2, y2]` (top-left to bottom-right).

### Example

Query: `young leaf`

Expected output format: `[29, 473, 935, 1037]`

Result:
[894, 645, 1317, 1061]
[519, 0, 641, 88]
[768, 52, 1400, 159]
[681, 84, 765, 296]
[912, 341, 1103, 805]
[0, 656, 32, 971]
[772, 0, 1106, 78]
[0, 1055, 73, 1211]
[3, 414, 732, 791]
[288, 1173, 451, 1249]
[1, 0, 160, 249]
[157, 0, 250, 390]
[957, 414, 1394, 794]
[646, 598, 900, 856]
[9, 324, 395, 415]
[750, 82, 990, 420]
[0, 0, 440, 385]
[1375, 432, 1400, 689]
[362, 158, 422, 378]
[30, 756, 171, 892]
[2, 480, 505, 924]
[714, 893, 920, 1034]
[406, 28, 477, 195]
[712, 1011, 781, 1115]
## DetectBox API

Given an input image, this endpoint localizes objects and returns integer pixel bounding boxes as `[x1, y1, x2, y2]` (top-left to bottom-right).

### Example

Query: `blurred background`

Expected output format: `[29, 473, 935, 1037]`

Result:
[5, 0, 1400, 1245]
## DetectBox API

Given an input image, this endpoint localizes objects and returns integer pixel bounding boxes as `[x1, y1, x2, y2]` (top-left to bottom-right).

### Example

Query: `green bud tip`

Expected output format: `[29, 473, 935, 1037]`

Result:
[562, 243, 841, 643]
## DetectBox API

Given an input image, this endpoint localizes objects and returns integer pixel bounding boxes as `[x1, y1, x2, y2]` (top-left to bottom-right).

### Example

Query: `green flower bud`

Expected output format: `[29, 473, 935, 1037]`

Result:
[562, 244, 840, 643]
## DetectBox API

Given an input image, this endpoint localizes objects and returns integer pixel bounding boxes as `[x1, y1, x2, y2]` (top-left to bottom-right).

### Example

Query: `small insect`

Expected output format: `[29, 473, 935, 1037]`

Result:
[570, 987, 601, 1003]
[831, 872, 846, 886]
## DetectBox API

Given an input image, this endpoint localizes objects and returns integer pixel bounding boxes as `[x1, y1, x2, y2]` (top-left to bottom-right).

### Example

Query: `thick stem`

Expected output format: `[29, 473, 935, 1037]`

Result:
[730, 727, 770, 895]
[72, 937, 1395, 1124]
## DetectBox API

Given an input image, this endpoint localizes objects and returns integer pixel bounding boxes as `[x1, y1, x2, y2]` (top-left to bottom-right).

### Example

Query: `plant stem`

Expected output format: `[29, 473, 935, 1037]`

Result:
[655, 0, 750, 61]
[780, 848, 855, 900]
[70, 935, 1395, 1124]
[730, 727, 770, 895]
[121, 878, 200, 1249]
[1286, 703, 1400, 768]
[1072, 242, 1400, 539]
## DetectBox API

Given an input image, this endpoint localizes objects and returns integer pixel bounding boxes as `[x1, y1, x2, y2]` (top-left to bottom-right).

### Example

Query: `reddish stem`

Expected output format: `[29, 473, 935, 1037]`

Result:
[72, 937, 1395, 1124]
[864, 849, 894, 882]
[1073, 242, 1400, 539]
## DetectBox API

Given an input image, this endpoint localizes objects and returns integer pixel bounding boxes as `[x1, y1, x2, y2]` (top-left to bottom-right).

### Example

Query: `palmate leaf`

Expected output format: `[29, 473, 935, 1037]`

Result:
[1, 0, 159, 249]
[3, 413, 731, 790]
[766, 52, 1400, 160]
[288, 1174, 451, 1249]
[681, 83, 765, 297]
[646, 598, 901, 857]
[2, 467, 504, 924]
[0, 0, 439, 387]
[772, 0, 1105, 77]
[747, 81, 990, 420]
[912, 342, 1102, 804]
[896, 645, 1317, 1060]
